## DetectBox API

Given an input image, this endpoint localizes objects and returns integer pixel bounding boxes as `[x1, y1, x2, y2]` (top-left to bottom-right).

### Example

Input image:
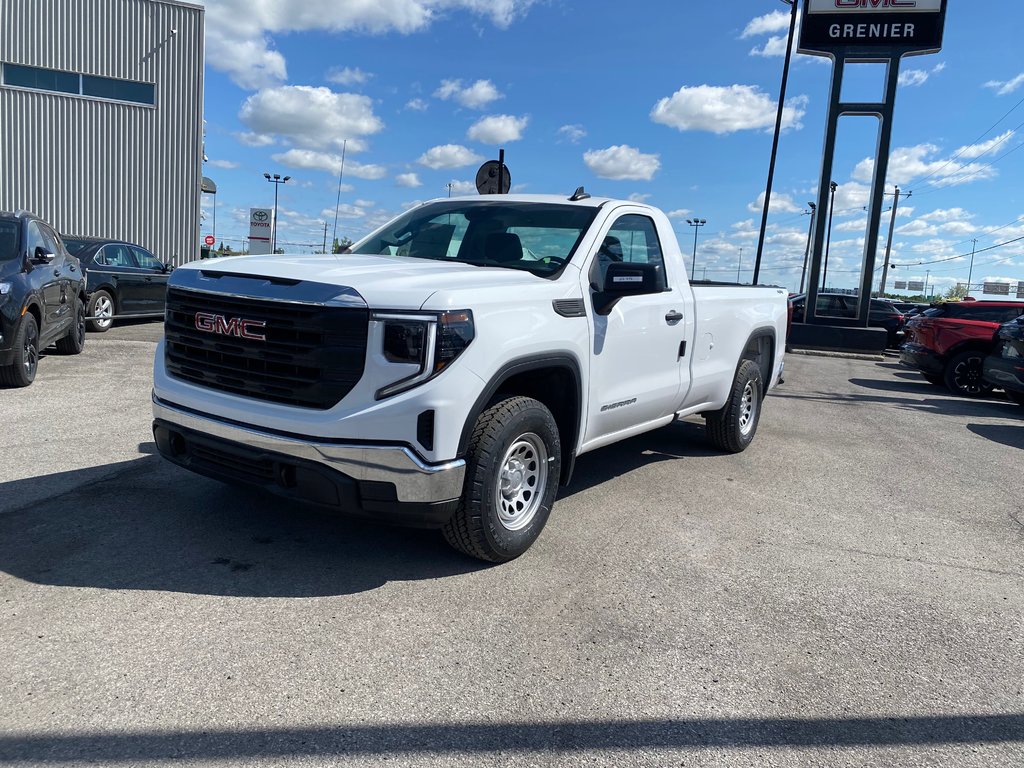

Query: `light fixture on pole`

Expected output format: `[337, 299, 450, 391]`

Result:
[686, 218, 706, 276]
[264, 172, 290, 253]
[966, 238, 978, 296]
[331, 140, 348, 253]
[737, 247, 744, 283]
[822, 181, 838, 290]
[799, 203, 816, 294]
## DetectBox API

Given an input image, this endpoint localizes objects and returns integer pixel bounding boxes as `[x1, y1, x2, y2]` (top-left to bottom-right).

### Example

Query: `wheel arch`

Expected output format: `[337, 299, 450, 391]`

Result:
[459, 354, 583, 487]
[739, 327, 777, 393]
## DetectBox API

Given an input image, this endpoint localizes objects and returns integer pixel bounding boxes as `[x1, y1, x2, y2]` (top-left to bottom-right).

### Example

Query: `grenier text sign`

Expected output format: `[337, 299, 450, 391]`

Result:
[800, 0, 947, 56]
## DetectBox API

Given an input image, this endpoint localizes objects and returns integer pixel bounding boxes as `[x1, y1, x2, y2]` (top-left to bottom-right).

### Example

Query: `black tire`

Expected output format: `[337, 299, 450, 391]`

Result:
[87, 289, 114, 332]
[943, 350, 992, 398]
[443, 396, 561, 563]
[706, 359, 763, 453]
[0, 313, 40, 388]
[55, 298, 86, 355]
[922, 373, 944, 387]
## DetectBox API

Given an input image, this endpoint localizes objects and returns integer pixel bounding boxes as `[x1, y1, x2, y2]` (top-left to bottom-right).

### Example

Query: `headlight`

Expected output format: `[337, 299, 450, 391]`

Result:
[0, 282, 10, 305]
[374, 310, 474, 399]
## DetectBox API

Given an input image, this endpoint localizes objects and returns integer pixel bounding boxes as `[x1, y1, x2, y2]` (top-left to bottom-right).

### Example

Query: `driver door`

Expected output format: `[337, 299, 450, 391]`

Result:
[582, 213, 690, 443]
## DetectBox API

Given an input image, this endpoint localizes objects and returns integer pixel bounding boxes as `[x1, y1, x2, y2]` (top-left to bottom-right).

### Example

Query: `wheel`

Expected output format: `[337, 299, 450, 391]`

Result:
[943, 350, 993, 398]
[443, 396, 561, 563]
[0, 313, 40, 387]
[706, 359, 763, 453]
[87, 289, 114, 332]
[922, 373, 944, 387]
[55, 298, 86, 355]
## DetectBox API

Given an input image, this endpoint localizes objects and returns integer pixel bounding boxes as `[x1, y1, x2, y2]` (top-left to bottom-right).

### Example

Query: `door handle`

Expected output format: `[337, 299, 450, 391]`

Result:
[53, 269, 61, 277]
[665, 311, 683, 325]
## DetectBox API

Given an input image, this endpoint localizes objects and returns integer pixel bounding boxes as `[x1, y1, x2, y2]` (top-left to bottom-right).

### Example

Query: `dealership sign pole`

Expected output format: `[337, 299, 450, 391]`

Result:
[797, 0, 947, 346]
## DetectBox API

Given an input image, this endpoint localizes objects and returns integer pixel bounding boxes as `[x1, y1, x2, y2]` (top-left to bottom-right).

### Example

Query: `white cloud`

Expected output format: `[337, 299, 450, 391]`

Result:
[395, 172, 423, 188]
[326, 66, 372, 86]
[236, 131, 276, 147]
[747, 192, 802, 214]
[417, 144, 484, 169]
[467, 114, 528, 144]
[406, 98, 429, 111]
[435, 79, 503, 109]
[557, 124, 586, 144]
[208, 159, 239, 169]
[651, 85, 807, 134]
[852, 143, 1002, 188]
[272, 148, 387, 179]
[628, 193, 652, 203]
[984, 72, 1024, 96]
[447, 180, 478, 195]
[831, 182, 872, 214]
[919, 207, 974, 223]
[199, 0, 536, 90]
[239, 86, 383, 150]
[667, 209, 692, 220]
[898, 62, 945, 88]
[741, 10, 790, 38]
[955, 130, 1015, 160]
[583, 145, 660, 181]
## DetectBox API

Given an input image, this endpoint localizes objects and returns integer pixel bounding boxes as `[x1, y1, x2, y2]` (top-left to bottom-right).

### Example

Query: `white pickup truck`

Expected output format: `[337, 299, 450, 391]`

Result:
[152, 193, 788, 562]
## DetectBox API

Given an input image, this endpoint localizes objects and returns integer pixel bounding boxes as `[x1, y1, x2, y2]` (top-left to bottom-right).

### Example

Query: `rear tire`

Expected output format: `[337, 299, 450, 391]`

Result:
[55, 298, 86, 355]
[922, 373, 944, 387]
[0, 313, 40, 388]
[443, 396, 561, 563]
[706, 359, 763, 453]
[943, 350, 992, 398]
[87, 289, 114, 332]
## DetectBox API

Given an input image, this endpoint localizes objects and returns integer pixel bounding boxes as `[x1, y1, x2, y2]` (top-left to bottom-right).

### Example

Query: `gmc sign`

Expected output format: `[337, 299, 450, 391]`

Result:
[195, 312, 267, 341]
[801, 0, 945, 55]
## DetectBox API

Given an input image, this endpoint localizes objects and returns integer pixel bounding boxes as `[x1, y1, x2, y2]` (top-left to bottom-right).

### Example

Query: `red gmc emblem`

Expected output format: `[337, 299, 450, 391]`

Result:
[195, 311, 267, 341]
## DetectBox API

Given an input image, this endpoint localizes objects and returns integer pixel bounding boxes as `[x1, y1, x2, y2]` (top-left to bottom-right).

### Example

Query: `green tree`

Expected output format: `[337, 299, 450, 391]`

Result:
[333, 237, 354, 254]
[945, 284, 968, 301]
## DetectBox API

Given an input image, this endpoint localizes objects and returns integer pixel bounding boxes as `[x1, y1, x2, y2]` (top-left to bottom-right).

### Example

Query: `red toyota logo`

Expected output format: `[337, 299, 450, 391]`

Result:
[195, 312, 267, 341]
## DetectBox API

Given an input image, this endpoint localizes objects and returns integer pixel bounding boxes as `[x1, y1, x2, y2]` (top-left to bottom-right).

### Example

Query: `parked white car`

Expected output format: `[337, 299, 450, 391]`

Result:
[152, 194, 788, 561]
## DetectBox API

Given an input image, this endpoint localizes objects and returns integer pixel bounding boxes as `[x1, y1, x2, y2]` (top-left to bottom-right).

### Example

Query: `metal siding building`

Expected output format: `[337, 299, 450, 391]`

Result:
[0, 0, 204, 266]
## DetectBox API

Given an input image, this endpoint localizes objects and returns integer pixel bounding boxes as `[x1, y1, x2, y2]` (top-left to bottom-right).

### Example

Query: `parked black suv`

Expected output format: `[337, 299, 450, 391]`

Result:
[0, 211, 87, 387]
[63, 236, 172, 332]
[789, 293, 906, 347]
[982, 316, 1024, 406]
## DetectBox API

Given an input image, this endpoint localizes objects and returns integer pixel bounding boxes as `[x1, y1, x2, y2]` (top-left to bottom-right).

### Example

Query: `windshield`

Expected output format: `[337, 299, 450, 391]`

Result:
[352, 201, 599, 277]
[63, 238, 92, 256]
[0, 219, 19, 262]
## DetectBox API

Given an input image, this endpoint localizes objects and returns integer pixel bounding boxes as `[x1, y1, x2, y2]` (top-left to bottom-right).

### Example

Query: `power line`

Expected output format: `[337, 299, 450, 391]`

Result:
[891, 234, 1024, 268]
[911, 125, 1024, 196]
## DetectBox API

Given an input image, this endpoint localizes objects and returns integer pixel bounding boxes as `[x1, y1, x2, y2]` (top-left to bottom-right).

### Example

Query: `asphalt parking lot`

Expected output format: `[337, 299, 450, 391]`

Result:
[1, 322, 1022, 767]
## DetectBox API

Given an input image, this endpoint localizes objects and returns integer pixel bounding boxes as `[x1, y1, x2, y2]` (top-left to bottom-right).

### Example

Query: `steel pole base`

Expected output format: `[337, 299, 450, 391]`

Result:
[788, 323, 887, 354]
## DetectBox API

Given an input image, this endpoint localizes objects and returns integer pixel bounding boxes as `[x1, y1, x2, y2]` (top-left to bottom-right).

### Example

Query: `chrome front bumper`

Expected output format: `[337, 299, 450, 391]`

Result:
[152, 394, 466, 503]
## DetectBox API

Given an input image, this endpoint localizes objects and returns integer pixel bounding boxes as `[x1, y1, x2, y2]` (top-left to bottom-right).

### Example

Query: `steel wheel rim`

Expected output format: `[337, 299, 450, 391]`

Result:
[738, 380, 758, 437]
[24, 325, 38, 377]
[94, 296, 113, 328]
[953, 357, 983, 394]
[494, 433, 548, 531]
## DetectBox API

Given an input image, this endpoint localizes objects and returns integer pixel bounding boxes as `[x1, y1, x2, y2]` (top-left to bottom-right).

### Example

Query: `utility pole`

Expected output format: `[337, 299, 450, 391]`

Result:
[925, 269, 931, 300]
[799, 203, 816, 294]
[322, 222, 328, 254]
[966, 238, 978, 296]
[878, 187, 909, 296]
[737, 247, 743, 283]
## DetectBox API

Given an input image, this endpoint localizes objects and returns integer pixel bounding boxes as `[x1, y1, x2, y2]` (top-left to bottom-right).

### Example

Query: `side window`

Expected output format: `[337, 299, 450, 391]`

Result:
[131, 247, 163, 270]
[38, 224, 64, 258]
[103, 244, 136, 268]
[24, 222, 47, 258]
[594, 214, 667, 289]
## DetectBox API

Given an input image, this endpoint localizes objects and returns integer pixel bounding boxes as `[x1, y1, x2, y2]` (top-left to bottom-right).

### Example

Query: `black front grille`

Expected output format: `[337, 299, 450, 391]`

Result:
[164, 287, 368, 409]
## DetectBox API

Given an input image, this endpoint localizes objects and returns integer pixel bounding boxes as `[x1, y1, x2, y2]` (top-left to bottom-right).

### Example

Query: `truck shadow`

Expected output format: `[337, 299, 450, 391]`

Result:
[0, 424, 720, 599]
[967, 423, 1024, 451]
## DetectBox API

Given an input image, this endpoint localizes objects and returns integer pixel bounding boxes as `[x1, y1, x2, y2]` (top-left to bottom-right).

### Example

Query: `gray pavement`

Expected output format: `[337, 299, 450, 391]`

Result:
[1, 322, 1022, 767]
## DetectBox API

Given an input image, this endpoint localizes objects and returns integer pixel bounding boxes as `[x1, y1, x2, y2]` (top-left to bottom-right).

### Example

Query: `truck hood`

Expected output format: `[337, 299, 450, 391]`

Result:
[184, 253, 560, 309]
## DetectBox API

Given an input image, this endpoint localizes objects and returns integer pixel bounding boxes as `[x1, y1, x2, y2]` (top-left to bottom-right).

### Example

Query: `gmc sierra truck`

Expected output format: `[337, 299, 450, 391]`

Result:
[152, 194, 788, 562]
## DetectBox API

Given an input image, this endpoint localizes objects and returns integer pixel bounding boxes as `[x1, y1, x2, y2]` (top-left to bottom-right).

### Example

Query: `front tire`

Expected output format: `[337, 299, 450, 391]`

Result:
[706, 359, 763, 453]
[55, 298, 86, 355]
[943, 350, 992, 397]
[87, 289, 114, 332]
[0, 313, 40, 388]
[443, 396, 561, 563]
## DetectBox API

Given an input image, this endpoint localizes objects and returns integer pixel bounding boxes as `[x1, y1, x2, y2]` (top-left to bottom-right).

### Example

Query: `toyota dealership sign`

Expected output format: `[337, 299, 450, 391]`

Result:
[800, 0, 947, 57]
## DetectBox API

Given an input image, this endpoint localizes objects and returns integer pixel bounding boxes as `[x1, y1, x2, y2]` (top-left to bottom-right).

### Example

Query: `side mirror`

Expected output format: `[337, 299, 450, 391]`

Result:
[593, 262, 664, 315]
[161, 263, 173, 273]
[33, 247, 55, 264]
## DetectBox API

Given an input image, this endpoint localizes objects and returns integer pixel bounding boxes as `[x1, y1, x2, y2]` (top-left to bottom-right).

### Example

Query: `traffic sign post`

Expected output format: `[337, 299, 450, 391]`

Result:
[204, 235, 215, 247]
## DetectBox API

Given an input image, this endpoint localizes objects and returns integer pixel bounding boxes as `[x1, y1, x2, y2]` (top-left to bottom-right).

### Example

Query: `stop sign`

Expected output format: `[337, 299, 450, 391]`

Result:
[204, 235, 215, 246]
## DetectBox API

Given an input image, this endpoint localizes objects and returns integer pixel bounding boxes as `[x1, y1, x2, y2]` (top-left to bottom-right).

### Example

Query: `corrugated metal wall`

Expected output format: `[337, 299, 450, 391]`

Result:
[0, 0, 204, 266]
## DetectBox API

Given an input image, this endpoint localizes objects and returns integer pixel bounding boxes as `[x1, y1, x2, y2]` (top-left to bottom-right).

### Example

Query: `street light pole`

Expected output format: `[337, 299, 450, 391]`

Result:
[878, 186, 909, 296]
[753, 0, 798, 286]
[737, 247, 743, 283]
[263, 172, 291, 253]
[686, 218, 706, 276]
[822, 181, 838, 290]
[331, 139, 348, 253]
[799, 203, 816, 294]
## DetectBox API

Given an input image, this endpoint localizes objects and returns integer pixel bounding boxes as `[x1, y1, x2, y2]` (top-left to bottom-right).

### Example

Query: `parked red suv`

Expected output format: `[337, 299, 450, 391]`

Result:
[901, 300, 1024, 396]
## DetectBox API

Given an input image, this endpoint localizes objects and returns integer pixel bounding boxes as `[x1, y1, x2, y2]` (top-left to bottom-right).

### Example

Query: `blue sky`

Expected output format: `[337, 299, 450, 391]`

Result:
[198, 0, 1024, 297]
